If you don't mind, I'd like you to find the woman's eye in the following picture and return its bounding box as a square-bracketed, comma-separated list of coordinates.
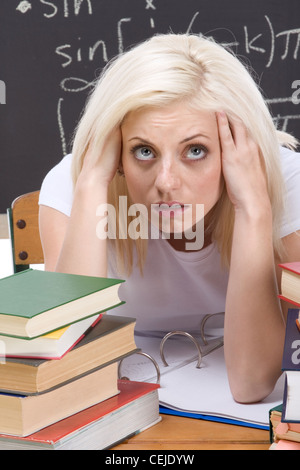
[186, 145, 207, 160]
[134, 147, 155, 160]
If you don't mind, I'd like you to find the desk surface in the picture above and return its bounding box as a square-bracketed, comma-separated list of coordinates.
[113, 414, 271, 450]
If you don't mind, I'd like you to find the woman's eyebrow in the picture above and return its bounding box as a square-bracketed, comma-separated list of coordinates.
[128, 133, 211, 144]
[128, 137, 153, 144]
[180, 133, 211, 143]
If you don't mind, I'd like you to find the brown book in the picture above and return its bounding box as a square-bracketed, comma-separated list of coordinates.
[0, 315, 138, 395]
[0, 363, 119, 437]
[0, 380, 161, 450]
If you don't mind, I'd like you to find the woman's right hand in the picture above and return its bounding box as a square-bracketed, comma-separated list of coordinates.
[42, 128, 122, 276]
[77, 126, 122, 190]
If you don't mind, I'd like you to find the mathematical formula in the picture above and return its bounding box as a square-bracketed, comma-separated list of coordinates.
[17, 0, 93, 17]
[15, 0, 300, 155]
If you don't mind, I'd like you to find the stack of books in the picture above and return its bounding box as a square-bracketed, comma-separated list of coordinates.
[0, 269, 160, 450]
[269, 262, 300, 450]
[269, 404, 300, 450]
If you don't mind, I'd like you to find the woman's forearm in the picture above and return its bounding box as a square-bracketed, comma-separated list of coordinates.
[55, 177, 109, 278]
[224, 206, 285, 403]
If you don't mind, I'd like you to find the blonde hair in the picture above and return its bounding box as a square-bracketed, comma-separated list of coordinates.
[71, 33, 297, 274]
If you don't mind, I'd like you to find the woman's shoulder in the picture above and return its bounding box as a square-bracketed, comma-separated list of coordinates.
[39, 154, 73, 217]
[44, 153, 73, 177]
[279, 145, 300, 175]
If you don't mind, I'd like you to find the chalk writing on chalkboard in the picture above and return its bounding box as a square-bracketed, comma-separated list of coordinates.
[11, 2, 300, 149]
[1, 0, 299, 213]
[16, 0, 93, 18]
[16, 1, 32, 14]
[51, 10, 300, 154]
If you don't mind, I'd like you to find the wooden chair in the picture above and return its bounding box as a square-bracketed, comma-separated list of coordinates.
[7, 191, 44, 273]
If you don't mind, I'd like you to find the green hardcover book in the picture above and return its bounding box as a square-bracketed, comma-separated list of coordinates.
[0, 269, 124, 339]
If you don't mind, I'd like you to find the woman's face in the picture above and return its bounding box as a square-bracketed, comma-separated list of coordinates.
[121, 101, 223, 245]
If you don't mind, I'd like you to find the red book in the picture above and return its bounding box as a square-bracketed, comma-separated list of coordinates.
[278, 262, 300, 307]
[279, 262, 300, 274]
[0, 380, 161, 450]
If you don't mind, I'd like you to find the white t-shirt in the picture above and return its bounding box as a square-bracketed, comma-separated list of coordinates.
[39, 147, 300, 333]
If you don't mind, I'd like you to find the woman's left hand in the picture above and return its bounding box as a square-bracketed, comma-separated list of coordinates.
[216, 112, 271, 216]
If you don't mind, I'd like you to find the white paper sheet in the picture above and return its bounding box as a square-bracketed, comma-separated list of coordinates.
[119, 332, 284, 428]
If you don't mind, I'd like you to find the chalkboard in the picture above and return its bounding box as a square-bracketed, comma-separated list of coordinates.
[1, 0, 300, 212]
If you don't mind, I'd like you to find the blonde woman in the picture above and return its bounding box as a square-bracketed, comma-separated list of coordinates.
[39, 34, 300, 403]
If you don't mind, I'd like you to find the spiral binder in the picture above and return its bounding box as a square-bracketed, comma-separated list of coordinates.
[118, 312, 224, 383]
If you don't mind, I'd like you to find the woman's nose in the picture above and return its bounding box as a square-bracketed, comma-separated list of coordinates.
[154, 161, 181, 194]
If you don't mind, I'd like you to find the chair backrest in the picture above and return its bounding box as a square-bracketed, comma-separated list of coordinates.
[7, 191, 44, 272]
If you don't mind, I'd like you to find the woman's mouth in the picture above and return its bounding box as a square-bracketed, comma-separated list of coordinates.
[152, 201, 188, 218]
